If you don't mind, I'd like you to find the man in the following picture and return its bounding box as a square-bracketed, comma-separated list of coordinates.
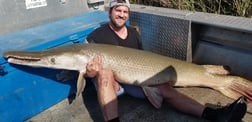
[85, 0, 247, 122]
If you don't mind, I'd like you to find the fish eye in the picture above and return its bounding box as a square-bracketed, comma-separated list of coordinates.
[50, 58, 55, 63]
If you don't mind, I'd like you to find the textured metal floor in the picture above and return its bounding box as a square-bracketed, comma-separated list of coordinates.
[26, 81, 252, 122]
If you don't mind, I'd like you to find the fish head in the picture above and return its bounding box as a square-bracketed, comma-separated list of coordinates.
[3, 46, 92, 72]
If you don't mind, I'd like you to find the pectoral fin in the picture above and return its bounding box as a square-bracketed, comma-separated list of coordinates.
[76, 71, 86, 96]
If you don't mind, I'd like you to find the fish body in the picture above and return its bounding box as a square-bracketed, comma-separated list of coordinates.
[3, 43, 252, 102]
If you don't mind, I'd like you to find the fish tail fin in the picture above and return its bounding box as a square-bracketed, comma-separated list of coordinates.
[216, 76, 252, 103]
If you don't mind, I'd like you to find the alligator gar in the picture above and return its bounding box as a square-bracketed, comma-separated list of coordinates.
[3, 43, 252, 103]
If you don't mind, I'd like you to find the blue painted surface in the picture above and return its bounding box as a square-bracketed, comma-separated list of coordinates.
[0, 10, 109, 122]
[0, 10, 109, 64]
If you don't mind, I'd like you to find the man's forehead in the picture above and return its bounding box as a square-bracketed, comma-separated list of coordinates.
[113, 5, 129, 11]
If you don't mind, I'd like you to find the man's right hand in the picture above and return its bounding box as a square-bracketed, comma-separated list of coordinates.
[86, 55, 103, 78]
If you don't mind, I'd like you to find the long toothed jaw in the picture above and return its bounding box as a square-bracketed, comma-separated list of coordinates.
[6, 55, 41, 64]
[8, 55, 40, 60]
[3, 54, 48, 68]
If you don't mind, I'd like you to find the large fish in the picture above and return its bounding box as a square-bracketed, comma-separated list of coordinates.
[3, 43, 252, 104]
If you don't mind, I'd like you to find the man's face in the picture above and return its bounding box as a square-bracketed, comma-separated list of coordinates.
[109, 5, 129, 28]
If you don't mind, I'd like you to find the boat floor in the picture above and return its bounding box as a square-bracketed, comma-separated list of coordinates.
[27, 83, 252, 122]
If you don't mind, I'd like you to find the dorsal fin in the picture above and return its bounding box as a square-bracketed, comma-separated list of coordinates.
[203, 65, 230, 75]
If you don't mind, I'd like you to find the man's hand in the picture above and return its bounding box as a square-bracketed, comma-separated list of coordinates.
[86, 55, 103, 78]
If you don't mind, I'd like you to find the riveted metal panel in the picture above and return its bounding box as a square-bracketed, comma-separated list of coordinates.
[186, 12, 252, 33]
[130, 11, 190, 61]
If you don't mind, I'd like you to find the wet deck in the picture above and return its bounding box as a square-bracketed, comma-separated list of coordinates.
[26, 82, 252, 122]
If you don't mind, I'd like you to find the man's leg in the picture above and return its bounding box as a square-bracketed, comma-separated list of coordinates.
[96, 69, 120, 122]
[154, 83, 204, 117]
[154, 83, 247, 122]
